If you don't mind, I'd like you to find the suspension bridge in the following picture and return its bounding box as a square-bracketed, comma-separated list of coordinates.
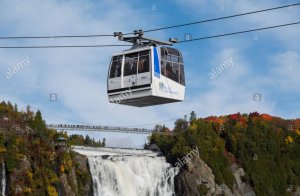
[46, 124, 155, 134]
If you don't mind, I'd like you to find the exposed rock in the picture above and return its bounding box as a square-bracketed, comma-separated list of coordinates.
[72, 153, 93, 196]
[292, 185, 300, 196]
[59, 173, 75, 196]
[52, 152, 93, 196]
[7, 155, 31, 195]
[231, 163, 255, 196]
[144, 143, 161, 152]
[175, 155, 255, 196]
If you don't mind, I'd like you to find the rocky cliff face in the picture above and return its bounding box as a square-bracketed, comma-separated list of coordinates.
[2, 152, 93, 196]
[174, 156, 255, 196]
[57, 152, 93, 196]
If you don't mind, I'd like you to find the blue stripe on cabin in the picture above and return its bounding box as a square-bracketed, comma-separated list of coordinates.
[154, 47, 160, 78]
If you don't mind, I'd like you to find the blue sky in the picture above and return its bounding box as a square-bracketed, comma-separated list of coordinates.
[0, 0, 300, 148]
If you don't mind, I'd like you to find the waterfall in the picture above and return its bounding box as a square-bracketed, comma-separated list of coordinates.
[74, 146, 178, 196]
[1, 162, 5, 196]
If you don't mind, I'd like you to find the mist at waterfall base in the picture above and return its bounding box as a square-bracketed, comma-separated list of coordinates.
[73, 147, 178, 196]
[1, 162, 6, 196]
[67, 131, 149, 148]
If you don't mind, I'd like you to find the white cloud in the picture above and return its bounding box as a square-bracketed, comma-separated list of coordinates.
[268, 51, 300, 91]
[162, 48, 275, 118]
[170, 0, 299, 119]
[175, 0, 300, 48]
[0, 0, 167, 148]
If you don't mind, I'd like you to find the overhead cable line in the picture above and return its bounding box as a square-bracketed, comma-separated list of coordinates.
[0, 2, 299, 40]
[0, 21, 299, 48]
[0, 44, 131, 49]
[0, 34, 114, 40]
[178, 21, 300, 43]
[142, 2, 300, 33]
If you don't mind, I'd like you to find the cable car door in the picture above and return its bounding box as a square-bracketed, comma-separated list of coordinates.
[108, 55, 123, 91]
[123, 53, 138, 88]
[137, 50, 151, 86]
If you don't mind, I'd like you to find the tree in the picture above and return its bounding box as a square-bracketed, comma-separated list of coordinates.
[174, 119, 188, 132]
[85, 135, 91, 145]
[102, 138, 106, 147]
[154, 124, 164, 132]
[32, 110, 47, 132]
[7, 101, 13, 111]
[14, 103, 18, 112]
[26, 105, 34, 120]
[189, 111, 197, 125]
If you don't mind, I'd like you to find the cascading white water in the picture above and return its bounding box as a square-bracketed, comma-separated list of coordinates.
[1, 162, 6, 196]
[73, 146, 178, 196]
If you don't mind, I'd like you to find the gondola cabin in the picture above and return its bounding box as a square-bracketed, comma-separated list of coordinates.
[107, 31, 185, 107]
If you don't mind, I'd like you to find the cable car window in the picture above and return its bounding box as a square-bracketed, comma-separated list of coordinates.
[170, 55, 179, 62]
[166, 47, 180, 56]
[138, 51, 150, 73]
[165, 62, 178, 82]
[179, 57, 183, 63]
[161, 48, 167, 60]
[139, 50, 149, 56]
[124, 53, 138, 76]
[125, 53, 138, 59]
[171, 63, 180, 83]
[180, 64, 185, 86]
[161, 60, 166, 76]
[109, 55, 122, 78]
[113, 56, 120, 61]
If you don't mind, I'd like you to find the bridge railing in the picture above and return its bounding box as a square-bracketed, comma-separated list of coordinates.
[46, 124, 154, 134]
[46, 124, 176, 135]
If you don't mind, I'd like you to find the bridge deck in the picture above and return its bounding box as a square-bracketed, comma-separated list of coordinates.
[46, 124, 154, 134]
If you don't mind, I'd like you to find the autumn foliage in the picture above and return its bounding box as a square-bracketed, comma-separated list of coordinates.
[151, 111, 300, 195]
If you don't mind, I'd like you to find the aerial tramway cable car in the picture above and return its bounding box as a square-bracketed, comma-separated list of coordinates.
[107, 30, 185, 107]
